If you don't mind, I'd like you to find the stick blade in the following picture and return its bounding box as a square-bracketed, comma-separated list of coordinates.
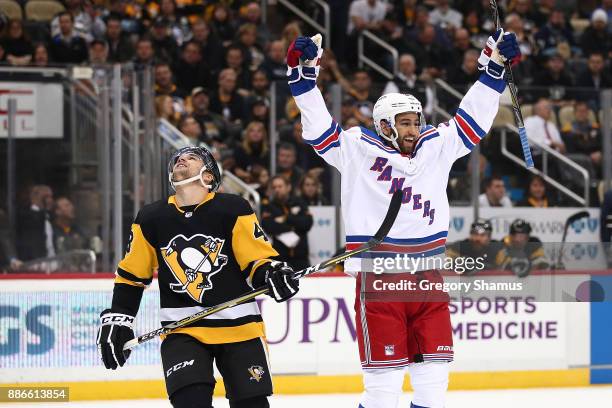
[372, 190, 402, 243]
[567, 211, 590, 224]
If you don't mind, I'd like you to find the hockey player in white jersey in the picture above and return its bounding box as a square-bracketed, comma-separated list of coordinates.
[286, 31, 521, 408]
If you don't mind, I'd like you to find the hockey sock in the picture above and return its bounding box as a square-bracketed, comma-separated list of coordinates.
[170, 382, 214, 408]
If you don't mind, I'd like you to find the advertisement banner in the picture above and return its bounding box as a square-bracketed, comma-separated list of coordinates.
[308, 206, 337, 265]
[0, 278, 590, 382]
[0, 82, 64, 138]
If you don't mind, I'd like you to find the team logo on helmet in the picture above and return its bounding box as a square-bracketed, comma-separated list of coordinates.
[162, 234, 228, 302]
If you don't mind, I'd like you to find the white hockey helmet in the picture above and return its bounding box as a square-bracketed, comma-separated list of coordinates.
[372, 93, 425, 151]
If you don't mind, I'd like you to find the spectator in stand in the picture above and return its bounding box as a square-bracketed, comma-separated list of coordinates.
[326, 65, 377, 127]
[261, 175, 313, 270]
[280, 22, 302, 51]
[450, 27, 477, 63]
[518, 174, 555, 207]
[1, 20, 33, 66]
[154, 63, 187, 109]
[178, 114, 206, 145]
[210, 68, 247, 125]
[524, 98, 566, 154]
[347, 0, 387, 36]
[32, 43, 49, 67]
[447, 49, 480, 88]
[580, 9, 611, 58]
[382, 54, 427, 108]
[479, 176, 513, 207]
[190, 19, 224, 72]
[534, 10, 576, 59]
[150, 17, 178, 63]
[379, 12, 405, 53]
[89, 39, 108, 64]
[210, 3, 237, 48]
[190, 87, 228, 146]
[446, 219, 499, 274]
[240, 2, 271, 48]
[233, 121, 269, 182]
[429, 0, 463, 31]
[104, 14, 134, 63]
[532, 53, 574, 103]
[251, 164, 270, 199]
[158, 0, 188, 46]
[261, 40, 288, 81]
[173, 40, 211, 93]
[299, 173, 329, 205]
[16, 185, 56, 261]
[246, 69, 271, 107]
[575, 52, 612, 109]
[236, 23, 265, 70]
[50, 0, 105, 42]
[248, 98, 269, 124]
[52, 197, 88, 254]
[404, 23, 449, 78]
[277, 142, 304, 190]
[561, 101, 602, 173]
[508, 0, 540, 33]
[50, 12, 89, 64]
[132, 37, 155, 69]
[503, 12, 537, 84]
[155, 94, 180, 127]
[405, 6, 452, 49]
[225, 45, 252, 95]
[280, 119, 327, 172]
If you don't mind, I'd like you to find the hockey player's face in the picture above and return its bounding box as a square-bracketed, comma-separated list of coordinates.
[173, 153, 204, 180]
[394, 112, 421, 154]
[469, 232, 490, 248]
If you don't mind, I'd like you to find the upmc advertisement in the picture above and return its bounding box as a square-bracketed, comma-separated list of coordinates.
[1, 276, 611, 385]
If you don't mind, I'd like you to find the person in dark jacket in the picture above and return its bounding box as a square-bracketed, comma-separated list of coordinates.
[104, 14, 134, 63]
[16, 185, 56, 261]
[446, 219, 499, 275]
[49, 12, 88, 64]
[261, 175, 313, 270]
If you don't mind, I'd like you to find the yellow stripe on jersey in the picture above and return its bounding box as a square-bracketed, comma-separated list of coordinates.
[167, 193, 215, 213]
[232, 213, 278, 271]
[166, 322, 266, 344]
[116, 224, 157, 286]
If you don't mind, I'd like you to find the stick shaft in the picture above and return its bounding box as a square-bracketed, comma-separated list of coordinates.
[489, 0, 534, 168]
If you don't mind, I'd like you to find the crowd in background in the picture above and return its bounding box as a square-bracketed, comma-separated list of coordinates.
[0, 0, 611, 269]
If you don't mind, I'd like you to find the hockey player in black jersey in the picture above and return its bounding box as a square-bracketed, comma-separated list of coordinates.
[96, 146, 299, 408]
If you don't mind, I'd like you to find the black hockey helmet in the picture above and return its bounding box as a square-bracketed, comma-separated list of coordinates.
[509, 219, 532, 235]
[470, 218, 492, 235]
[167, 146, 222, 192]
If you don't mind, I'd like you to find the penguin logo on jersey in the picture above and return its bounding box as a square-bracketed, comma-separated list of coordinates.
[248, 365, 265, 382]
[162, 234, 228, 303]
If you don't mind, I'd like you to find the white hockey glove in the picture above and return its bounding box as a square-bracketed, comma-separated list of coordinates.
[286, 34, 323, 90]
[478, 29, 521, 79]
[96, 309, 135, 369]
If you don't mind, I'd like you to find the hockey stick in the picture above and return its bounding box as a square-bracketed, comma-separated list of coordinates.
[489, 0, 534, 169]
[554, 210, 590, 269]
[123, 190, 403, 351]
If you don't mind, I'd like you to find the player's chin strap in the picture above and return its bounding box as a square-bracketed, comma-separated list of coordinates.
[169, 167, 213, 191]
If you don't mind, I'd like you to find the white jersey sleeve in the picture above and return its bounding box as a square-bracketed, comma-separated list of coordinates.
[291, 84, 364, 171]
[412, 73, 505, 167]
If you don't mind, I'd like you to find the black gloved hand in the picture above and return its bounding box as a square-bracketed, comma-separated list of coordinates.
[96, 309, 135, 369]
[264, 261, 299, 302]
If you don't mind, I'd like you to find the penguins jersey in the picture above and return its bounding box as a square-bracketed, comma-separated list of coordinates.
[114, 192, 278, 344]
[291, 72, 506, 273]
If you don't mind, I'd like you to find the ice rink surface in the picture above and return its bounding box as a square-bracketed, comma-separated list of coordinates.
[3, 387, 612, 408]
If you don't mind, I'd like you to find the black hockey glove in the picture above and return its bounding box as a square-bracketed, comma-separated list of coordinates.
[96, 309, 135, 369]
[255, 261, 299, 303]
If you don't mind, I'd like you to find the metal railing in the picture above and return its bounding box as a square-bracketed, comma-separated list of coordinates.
[267, 0, 331, 49]
[357, 30, 398, 80]
[434, 78, 592, 206]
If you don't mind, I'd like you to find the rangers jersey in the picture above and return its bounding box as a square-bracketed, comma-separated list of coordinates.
[114, 192, 278, 344]
[291, 73, 506, 273]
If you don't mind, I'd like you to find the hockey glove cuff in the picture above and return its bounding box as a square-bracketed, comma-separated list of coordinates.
[96, 309, 135, 370]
